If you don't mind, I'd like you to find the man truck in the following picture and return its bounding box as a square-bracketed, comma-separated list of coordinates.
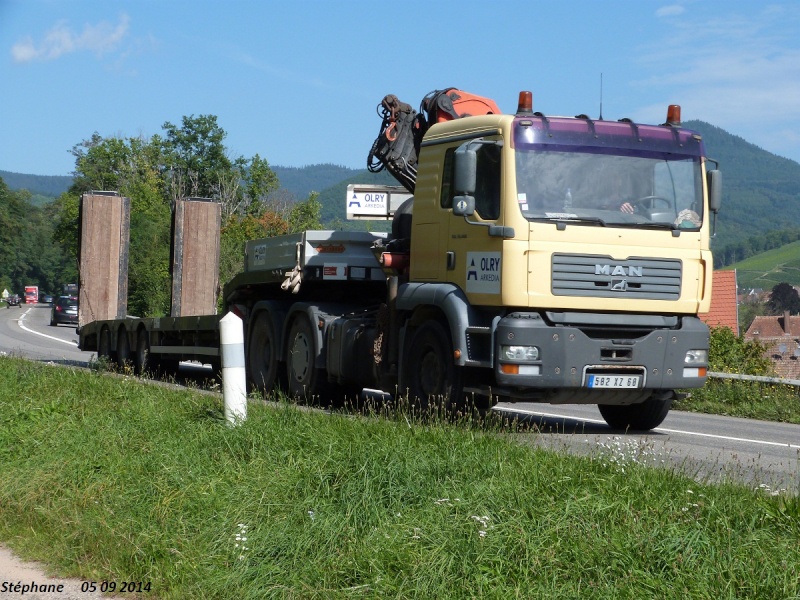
[78, 88, 720, 431]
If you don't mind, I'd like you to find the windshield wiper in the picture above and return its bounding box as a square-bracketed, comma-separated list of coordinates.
[551, 216, 608, 227]
[613, 221, 683, 230]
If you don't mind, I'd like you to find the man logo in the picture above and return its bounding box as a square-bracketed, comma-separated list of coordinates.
[611, 279, 629, 292]
[595, 264, 643, 277]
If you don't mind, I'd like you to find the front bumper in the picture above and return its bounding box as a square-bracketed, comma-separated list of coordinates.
[494, 312, 709, 392]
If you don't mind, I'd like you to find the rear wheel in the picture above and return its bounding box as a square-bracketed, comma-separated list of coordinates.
[98, 326, 115, 367]
[134, 328, 150, 376]
[598, 392, 673, 431]
[285, 314, 328, 401]
[116, 328, 131, 370]
[248, 312, 282, 395]
[403, 320, 464, 417]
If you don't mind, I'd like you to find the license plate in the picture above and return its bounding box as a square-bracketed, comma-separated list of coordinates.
[587, 375, 640, 389]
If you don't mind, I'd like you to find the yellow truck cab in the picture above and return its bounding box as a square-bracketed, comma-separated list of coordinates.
[393, 94, 721, 429]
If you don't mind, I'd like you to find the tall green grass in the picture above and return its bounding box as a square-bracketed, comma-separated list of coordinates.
[1, 357, 798, 599]
[677, 378, 800, 423]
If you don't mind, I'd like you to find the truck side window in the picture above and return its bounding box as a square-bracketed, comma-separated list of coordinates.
[440, 142, 501, 220]
[474, 144, 501, 220]
[440, 148, 456, 209]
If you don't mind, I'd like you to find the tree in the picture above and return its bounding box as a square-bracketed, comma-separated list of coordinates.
[53, 114, 284, 316]
[288, 192, 323, 233]
[161, 115, 232, 201]
[767, 282, 800, 315]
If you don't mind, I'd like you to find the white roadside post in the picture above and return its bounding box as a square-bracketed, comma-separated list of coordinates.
[220, 311, 247, 424]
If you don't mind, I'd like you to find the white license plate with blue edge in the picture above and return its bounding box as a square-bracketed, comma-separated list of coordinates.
[587, 375, 640, 389]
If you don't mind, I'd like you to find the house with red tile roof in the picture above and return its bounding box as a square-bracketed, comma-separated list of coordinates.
[700, 270, 739, 335]
[744, 311, 800, 379]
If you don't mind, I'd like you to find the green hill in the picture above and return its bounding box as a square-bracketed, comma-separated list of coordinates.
[683, 121, 800, 253]
[725, 240, 800, 290]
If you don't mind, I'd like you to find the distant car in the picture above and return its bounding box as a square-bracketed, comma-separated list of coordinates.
[50, 296, 78, 326]
[42, 294, 54, 304]
[6, 294, 21, 308]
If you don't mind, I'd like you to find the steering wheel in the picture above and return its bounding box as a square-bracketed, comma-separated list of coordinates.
[630, 195, 673, 211]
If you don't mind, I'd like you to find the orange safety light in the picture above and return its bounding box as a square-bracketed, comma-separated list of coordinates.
[517, 91, 534, 115]
[500, 363, 519, 375]
[666, 104, 681, 125]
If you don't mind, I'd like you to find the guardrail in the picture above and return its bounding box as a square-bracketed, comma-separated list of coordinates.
[708, 371, 800, 387]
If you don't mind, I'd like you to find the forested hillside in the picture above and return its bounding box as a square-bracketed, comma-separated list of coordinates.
[0, 179, 75, 296]
[683, 121, 800, 257]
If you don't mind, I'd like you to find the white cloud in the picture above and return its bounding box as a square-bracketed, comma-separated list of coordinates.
[11, 14, 130, 63]
[656, 5, 685, 18]
[632, 4, 800, 162]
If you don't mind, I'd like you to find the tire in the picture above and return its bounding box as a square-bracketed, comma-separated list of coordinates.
[402, 320, 464, 417]
[134, 328, 150, 376]
[248, 312, 282, 395]
[98, 326, 115, 366]
[598, 392, 673, 431]
[285, 314, 327, 401]
[116, 328, 131, 370]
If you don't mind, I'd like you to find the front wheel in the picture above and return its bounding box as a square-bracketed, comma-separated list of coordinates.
[402, 320, 464, 417]
[598, 392, 673, 431]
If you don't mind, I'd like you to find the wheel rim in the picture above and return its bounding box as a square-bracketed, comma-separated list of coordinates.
[419, 345, 445, 397]
[135, 330, 149, 375]
[249, 316, 278, 391]
[99, 328, 111, 358]
[290, 331, 311, 383]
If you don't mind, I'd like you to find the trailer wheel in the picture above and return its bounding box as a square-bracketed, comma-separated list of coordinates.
[286, 314, 327, 401]
[134, 328, 150, 376]
[116, 328, 131, 370]
[98, 326, 115, 367]
[403, 320, 463, 417]
[248, 313, 282, 395]
[598, 392, 673, 431]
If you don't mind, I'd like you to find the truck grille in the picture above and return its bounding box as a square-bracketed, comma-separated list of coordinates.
[551, 254, 682, 300]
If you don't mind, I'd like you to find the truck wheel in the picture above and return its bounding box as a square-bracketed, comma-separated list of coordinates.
[134, 328, 150, 376]
[598, 392, 673, 431]
[403, 320, 463, 417]
[286, 314, 327, 401]
[248, 313, 282, 395]
[116, 329, 131, 370]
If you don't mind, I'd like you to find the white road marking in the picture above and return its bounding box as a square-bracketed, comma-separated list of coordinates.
[496, 407, 800, 450]
[17, 307, 78, 346]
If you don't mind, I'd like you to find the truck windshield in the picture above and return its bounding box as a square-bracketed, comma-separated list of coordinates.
[515, 148, 703, 229]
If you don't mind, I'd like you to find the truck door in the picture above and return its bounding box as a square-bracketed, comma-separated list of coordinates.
[442, 141, 505, 304]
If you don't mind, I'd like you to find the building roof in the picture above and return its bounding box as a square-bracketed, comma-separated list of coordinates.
[700, 270, 739, 335]
[744, 313, 800, 379]
[745, 313, 800, 338]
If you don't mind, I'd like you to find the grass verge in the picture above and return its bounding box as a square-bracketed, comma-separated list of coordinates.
[1, 356, 799, 599]
[676, 378, 800, 424]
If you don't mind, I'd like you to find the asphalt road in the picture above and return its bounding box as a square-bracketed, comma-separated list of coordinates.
[3, 304, 799, 493]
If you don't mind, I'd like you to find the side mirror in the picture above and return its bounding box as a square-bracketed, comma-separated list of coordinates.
[452, 195, 475, 217]
[454, 143, 477, 195]
[707, 169, 722, 213]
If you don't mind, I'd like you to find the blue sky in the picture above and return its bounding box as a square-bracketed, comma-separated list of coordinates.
[2, 0, 800, 177]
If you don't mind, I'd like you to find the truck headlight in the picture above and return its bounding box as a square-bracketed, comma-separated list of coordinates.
[684, 349, 708, 365]
[501, 345, 540, 361]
